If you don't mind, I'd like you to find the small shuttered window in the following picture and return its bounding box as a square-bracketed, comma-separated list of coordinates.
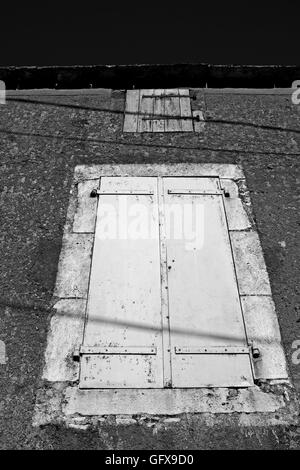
[123, 89, 202, 132]
[79, 176, 254, 389]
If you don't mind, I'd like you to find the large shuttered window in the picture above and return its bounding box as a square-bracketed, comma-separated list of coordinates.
[79, 176, 254, 389]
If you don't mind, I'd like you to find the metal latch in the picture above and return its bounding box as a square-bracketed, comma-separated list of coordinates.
[73, 347, 81, 362]
[193, 114, 201, 122]
[90, 189, 98, 198]
[221, 188, 230, 198]
[250, 343, 261, 359]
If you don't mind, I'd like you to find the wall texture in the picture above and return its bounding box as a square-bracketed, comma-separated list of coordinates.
[0, 87, 299, 449]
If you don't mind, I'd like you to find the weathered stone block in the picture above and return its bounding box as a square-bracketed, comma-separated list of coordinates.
[230, 231, 272, 295]
[241, 296, 288, 380]
[54, 233, 93, 298]
[221, 179, 252, 230]
[63, 386, 285, 416]
[73, 179, 98, 233]
[42, 299, 87, 382]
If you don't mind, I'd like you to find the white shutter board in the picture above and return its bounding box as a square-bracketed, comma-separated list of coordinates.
[80, 354, 161, 389]
[80, 176, 163, 389]
[163, 177, 253, 388]
[172, 355, 252, 388]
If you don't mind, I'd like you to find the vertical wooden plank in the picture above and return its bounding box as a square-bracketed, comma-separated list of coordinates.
[164, 89, 182, 132]
[138, 89, 154, 132]
[123, 90, 140, 132]
[152, 89, 165, 132]
[179, 89, 193, 132]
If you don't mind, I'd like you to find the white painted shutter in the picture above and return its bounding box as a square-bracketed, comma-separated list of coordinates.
[163, 177, 253, 387]
[79, 177, 163, 388]
[80, 176, 253, 389]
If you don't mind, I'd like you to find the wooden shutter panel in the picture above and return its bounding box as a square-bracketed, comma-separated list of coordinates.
[79, 177, 163, 388]
[163, 177, 253, 387]
[123, 89, 194, 132]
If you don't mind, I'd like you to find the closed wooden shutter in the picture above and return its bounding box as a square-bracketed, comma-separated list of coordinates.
[79, 176, 253, 388]
[123, 89, 194, 132]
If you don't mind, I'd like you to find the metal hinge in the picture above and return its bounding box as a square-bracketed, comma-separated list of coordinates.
[167, 188, 230, 197]
[142, 94, 189, 99]
[174, 345, 261, 356]
[167, 189, 224, 196]
[74, 346, 157, 359]
[90, 189, 153, 197]
[174, 346, 249, 355]
[141, 115, 197, 122]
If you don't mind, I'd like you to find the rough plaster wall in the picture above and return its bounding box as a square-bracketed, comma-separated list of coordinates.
[0, 89, 299, 449]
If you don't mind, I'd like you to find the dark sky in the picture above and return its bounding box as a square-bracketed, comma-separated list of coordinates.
[1, 2, 299, 66]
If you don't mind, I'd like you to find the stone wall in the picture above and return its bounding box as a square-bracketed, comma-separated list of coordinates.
[0, 87, 299, 449]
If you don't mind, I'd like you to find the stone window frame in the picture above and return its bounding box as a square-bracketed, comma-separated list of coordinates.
[34, 163, 292, 427]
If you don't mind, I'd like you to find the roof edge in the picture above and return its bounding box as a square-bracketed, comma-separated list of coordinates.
[0, 64, 299, 89]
